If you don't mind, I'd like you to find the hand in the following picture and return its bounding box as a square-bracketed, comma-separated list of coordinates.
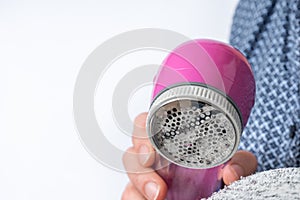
[122, 112, 167, 200]
[122, 113, 258, 200]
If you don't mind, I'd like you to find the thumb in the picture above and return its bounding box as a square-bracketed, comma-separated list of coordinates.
[222, 150, 257, 185]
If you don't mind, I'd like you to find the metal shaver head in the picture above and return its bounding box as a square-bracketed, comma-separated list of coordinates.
[147, 39, 255, 169]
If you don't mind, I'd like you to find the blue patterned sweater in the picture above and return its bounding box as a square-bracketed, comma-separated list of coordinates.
[230, 0, 300, 171]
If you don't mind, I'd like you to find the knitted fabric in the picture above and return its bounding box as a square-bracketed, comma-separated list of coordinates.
[230, 0, 300, 171]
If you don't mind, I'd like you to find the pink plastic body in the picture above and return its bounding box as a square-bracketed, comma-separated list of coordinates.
[152, 39, 255, 127]
[155, 156, 224, 199]
[151, 39, 255, 199]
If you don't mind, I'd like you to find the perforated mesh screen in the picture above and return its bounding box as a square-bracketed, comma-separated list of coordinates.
[149, 99, 237, 168]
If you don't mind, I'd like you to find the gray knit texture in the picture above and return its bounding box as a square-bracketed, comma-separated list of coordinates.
[207, 168, 300, 200]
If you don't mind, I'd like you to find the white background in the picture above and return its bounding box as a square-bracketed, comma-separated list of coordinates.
[0, 0, 238, 199]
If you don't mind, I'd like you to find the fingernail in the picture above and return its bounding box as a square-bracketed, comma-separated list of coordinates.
[230, 164, 244, 180]
[138, 145, 150, 165]
[145, 182, 159, 200]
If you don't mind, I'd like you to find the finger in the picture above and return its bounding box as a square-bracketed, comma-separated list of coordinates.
[123, 147, 167, 200]
[121, 183, 146, 200]
[132, 113, 156, 167]
[223, 150, 257, 185]
[132, 112, 150, 146]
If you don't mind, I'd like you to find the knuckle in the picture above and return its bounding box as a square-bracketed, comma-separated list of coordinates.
[122, 147, 135, 167]
[121, 183, 144, 200]
[121, 188, 131, 200]
[134, 113, 148, 129]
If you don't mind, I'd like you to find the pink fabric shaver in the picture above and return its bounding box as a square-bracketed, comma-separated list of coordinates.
[146, 39, 255, 199]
